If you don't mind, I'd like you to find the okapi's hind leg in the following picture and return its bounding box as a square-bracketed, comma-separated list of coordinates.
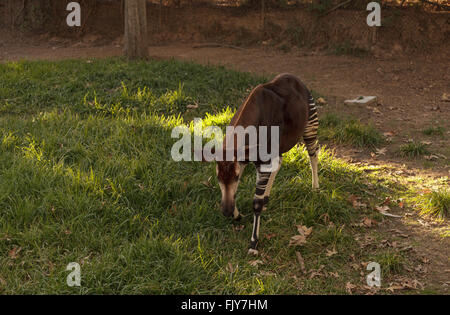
[304, 92, 320, 190]
[309, 150, 319, 189]
[249, 156, 282, 255]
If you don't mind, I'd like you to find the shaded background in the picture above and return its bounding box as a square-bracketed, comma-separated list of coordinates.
[1, 0, 449, 54]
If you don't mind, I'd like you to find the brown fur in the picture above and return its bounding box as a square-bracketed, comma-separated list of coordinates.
[221, 73, 310, 165]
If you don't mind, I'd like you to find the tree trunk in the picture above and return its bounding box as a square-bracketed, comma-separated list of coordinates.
[124, 0, 148, 60]
[260, 0, 265, 32]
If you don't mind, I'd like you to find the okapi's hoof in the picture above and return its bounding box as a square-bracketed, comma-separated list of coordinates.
[248, 240, 259, 255]
[234, 213, 242, 221]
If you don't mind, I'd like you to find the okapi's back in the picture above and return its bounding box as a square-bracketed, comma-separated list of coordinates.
[263, 73, 311, 103]
[262, 74, 313, 154]
[230, 73, 318, 156]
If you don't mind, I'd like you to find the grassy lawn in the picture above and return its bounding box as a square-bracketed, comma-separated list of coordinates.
[0, 58, 444, 294]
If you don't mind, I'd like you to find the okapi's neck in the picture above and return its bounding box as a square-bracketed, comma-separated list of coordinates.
[222, 86, 262, 158]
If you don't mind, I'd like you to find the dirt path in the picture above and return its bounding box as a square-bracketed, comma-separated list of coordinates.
[1, 38, 449, 293]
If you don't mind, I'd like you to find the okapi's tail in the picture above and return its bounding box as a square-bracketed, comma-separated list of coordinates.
[303, 91, 319, 157]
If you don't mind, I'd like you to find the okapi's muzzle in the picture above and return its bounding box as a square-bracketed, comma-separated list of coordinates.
[220, 199, 235, 218]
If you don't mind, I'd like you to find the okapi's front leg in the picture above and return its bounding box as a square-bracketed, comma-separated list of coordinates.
[233, 162, 247, 221]
[249, 157, 282, 255]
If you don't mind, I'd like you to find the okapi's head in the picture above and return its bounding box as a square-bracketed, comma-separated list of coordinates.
[194, 139, 254, 219]
[216, 160, 244, 218]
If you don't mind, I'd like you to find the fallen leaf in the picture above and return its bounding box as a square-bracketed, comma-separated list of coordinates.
[375, 148, 387, 155]
[316, 97, 326, 105]
[372, 107, 383, 115]
[442, 93, 450, 102]
[375, 147, 387, 155]
[386, 285, 405, 293]
[362, 217, 376, 227]
[296, 225, 313, 237]
[226, 262, 235, 273]
[383, 131, 395, 137]
[424, 154, 439, 160]
[414, 265, 427, 273]
[329, 272, 339, 278]
[259, 271, 276, 277]
[295, 251, 306, 273]
[421, 257, 430, 264]
[309, 271, 322, 279]
[320, 213, 330, 225]
[265, 233, 277, 240]
[309, 265, 325, 279]
[8, 247, 21, 259]
[348, 195, 366, 209]
[346, 282, 357, 294]
[249, 260, 264, 267]
[326, 248, 338, 257]
[289, 234, 307, 247]
[376, 205, 390, 212]
[348, 194, 358, 206]
[350, 263, 360, 270]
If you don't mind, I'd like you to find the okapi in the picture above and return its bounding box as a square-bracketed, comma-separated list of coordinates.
[204, 73, 319, 255]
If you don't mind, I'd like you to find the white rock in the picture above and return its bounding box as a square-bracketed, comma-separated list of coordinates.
[344, 96, 378, 106]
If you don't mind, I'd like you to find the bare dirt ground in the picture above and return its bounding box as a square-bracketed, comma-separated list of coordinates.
[1, 34, 449, 293]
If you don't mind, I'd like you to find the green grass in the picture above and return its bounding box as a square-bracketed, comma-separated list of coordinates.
[0, 58, 433, 294]
[319, 113, 384, 148]
[422, 126, 445, 137]
[412, 189, 450, 219]
[398, 142, 429, 158]
[373, 251, 404, 276]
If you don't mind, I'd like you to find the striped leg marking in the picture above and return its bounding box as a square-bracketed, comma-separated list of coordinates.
[310, 150, 319, 189]
[304, 91, 319, 189]
[249, 157, 282, 255]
